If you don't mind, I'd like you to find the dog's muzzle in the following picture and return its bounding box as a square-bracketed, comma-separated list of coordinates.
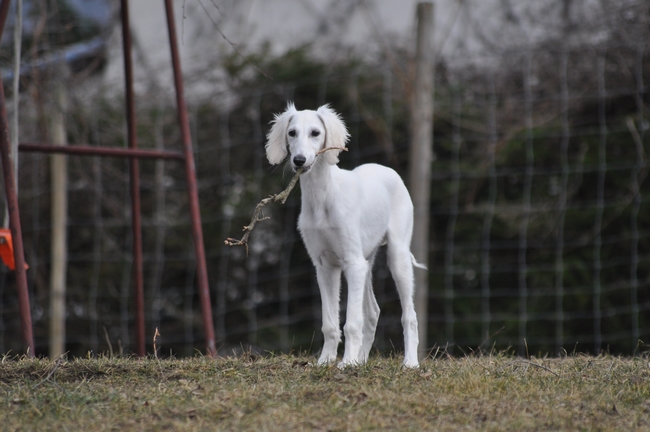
[293, 155, 306, 167]
[292, 155, 312, 172]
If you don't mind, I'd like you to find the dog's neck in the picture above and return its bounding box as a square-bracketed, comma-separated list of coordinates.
[299, 157, 337, 208]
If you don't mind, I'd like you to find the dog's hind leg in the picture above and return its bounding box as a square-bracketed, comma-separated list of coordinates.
[387, 240, 419, 368]
[387, 244, 419, 367]
[316, 263, 342, 365]
[386, 187, 421, 368]
[361, 250, 380, 362]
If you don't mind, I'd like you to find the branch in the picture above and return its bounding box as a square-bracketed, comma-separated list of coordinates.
[315, 146, 348, 157]
[508, 359, 560, 377]
[197, 0, 273, 80]
[225, 167, 303, 254]
[32, 357, 64, 390]
[224, 146, 347, 254]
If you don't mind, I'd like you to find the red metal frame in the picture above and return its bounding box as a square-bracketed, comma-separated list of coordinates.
[0, 0, 33, 357]
[164, 0, 216, 357]
[0, 0, 216, 358]
[120, 0, 146, 358]
[19, 143, 185, 160]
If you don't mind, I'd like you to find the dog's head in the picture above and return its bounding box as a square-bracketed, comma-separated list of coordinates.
[265, 102, 350, 172]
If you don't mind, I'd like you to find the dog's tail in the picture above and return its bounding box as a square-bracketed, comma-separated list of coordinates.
[411, 253, 428, 270]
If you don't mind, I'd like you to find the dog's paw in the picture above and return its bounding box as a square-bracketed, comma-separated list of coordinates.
[403, 358, 420, 368]
[337, 358, 364, 369]
[317, 356, 336, 366]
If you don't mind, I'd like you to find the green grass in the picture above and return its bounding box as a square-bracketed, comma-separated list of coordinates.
[1, 352, 649, 431]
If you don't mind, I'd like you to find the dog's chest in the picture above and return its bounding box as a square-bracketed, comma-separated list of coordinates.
[298, 197, 341, 228]
[297, 205, 347, 265]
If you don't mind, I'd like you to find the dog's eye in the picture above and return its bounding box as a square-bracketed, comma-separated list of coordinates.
[310, 130, 320, 137]
[288, 130, 296, 137]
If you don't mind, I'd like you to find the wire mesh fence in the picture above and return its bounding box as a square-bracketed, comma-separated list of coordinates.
[433, 41, 650, 356]
[1, 9, 650, 358]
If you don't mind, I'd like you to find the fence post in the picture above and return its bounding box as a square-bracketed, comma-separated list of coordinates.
[409, 2, 434, 360]
[49, 68, 69, 358]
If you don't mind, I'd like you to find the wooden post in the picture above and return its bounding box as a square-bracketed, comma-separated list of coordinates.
[49, 71, 68, 358]
[408, 2, 434, 360]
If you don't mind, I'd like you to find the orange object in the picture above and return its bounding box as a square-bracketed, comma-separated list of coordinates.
[0, 228, 27, 271]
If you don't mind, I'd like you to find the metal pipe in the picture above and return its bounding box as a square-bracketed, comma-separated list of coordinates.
[19, 143, 185, 161]
[120, 0, 145, 357]
[0, 0, 35, 357]
[164, 0, 216, 357]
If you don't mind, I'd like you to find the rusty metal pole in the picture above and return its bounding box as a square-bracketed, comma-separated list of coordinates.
[120, 0, 145, 357]
[19, 143, 185, 160]
[0, 0, 35, 357]
[164, 0, 216, 357]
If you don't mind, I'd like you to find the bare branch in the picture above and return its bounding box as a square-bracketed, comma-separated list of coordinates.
[32, 357, 65, 390]
[197, 0, 273, 80]
[508, 359, 560, 377]
[225, 168, 304, 254]
[316, 146, 348, 156]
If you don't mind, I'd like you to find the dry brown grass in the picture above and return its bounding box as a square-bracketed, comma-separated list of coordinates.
[1, 352, 649, 431]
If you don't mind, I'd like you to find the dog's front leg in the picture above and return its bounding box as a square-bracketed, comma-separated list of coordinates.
[339, 257, 368, 368]
[316, 264, 342, 365]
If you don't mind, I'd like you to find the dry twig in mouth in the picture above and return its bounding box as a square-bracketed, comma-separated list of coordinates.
[316, 146, 348, 156]
[224, 146, 347, 254]
[224, 167, 303, 254]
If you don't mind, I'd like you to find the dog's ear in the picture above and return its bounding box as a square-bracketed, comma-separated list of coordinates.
[265, 102, 297, 165]
[316, 104, 350, 165]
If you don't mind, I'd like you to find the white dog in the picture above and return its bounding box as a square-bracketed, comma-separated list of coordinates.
[265, 103, 425, 368]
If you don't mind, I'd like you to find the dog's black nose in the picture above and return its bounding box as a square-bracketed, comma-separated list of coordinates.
[293, 155, 306, 167]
